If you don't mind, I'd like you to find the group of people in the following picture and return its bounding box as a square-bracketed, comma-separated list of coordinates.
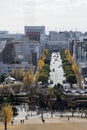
[20, 119, 24, 124]
[11, 119, 25, 125]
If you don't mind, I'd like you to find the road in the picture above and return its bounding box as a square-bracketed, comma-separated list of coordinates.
[49, 52, 66, 87]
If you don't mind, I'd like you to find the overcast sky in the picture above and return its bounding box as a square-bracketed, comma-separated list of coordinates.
[0, 0, 87, 33]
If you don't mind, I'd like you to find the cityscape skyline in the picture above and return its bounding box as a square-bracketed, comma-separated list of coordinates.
[1, 0, 87, 33]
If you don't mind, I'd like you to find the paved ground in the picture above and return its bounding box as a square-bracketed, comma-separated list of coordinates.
[0, 116, 87, 130]
[49, 52, 65, 87]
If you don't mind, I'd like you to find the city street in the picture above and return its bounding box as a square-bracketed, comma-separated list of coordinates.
[13, 52, 87, 122]
[49, 52, 66, 87]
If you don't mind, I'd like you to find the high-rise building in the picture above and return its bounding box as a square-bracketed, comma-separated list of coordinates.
[23, 26, 46, 65]
[1, 41, 15, 64]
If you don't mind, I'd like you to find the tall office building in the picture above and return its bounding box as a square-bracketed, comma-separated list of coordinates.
[22, 26, 45, 65]
[1, 41, 15, 64]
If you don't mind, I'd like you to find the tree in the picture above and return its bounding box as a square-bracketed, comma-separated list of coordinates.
[38, 73, 49, 84]
[23, 70, 34, 88]
[10, 69, 19, 80]
[19, 68, 25, 81]
[43, 49, 48, 57]
[65, 48, 73, 63]
[72, 63, 79, 74]
[72, 63, 82, 88]
[11, 83, 21, 94]
[44, 58, 50, 65]
[66, 74, 77, 87]
[62, 49, 82, 88]
[2, 104, 13, 130]
[41, 49, 49, 61]
[37, 59, 44, 70]
[48, 87, 55, 99]
[0, 74, 6, 83]
[42, 64, 50, 72]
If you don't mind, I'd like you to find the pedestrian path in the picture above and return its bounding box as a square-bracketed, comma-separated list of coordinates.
[49, 52, 65, 87]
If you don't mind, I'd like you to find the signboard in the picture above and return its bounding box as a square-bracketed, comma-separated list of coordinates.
[26, 32, 40, 41]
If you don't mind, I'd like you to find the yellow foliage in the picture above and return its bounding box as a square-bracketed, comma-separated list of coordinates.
[33, 73, 37, 83]
[41, 53, 45, 61]
[65, 48, 69, 55]
[11, 69, 19, 79]
[44, 49, 48, 55]
[65, 49, 82, 88]
[37, 59, 44, 70]
[67, 55, 73, 63]
[2, 104, 13, 124]
[23, 70, 34, 87]
[11, 68, 26, 81]
[65, 48, 73, 63]
[72, 63, 79, 74]
[65, 49, 79, 75]
[33, 72, 39, 83]
[19, 68, 25, 80]
[40, 49, 48, 61]
[19, 68, 25, 77]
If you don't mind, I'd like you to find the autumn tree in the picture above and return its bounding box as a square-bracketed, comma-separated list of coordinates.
[33, 71, 39, 84]
[23, 70, 34, 88]
[10, 68, 25, 81]
[43, 49, 48, 57]
[10, 69, 19, 80]
[37, 59, 44, 71]
[72, 63, 79, 74]
[63, 49, 82, 88]
[72, 63, 82, 88]
[19, 68, 25, 81]
[65, 48, 73, 63]
[1, 104, 13, 130]
[60, 49, 77, 88]
[41, 49, 48, 61]
[11, 83, 21, 94]
[35, 49, 51, 87]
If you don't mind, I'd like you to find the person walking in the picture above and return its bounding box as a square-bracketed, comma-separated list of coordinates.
[22, 120, 24, 124]
[41, 118, 45, 123]
[11, 120, 14, 125]
[68, 116, 70, 121]
[20, 120, 22, 124]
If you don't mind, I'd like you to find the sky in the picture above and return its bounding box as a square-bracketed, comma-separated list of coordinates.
[0, 0, 87, 33]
